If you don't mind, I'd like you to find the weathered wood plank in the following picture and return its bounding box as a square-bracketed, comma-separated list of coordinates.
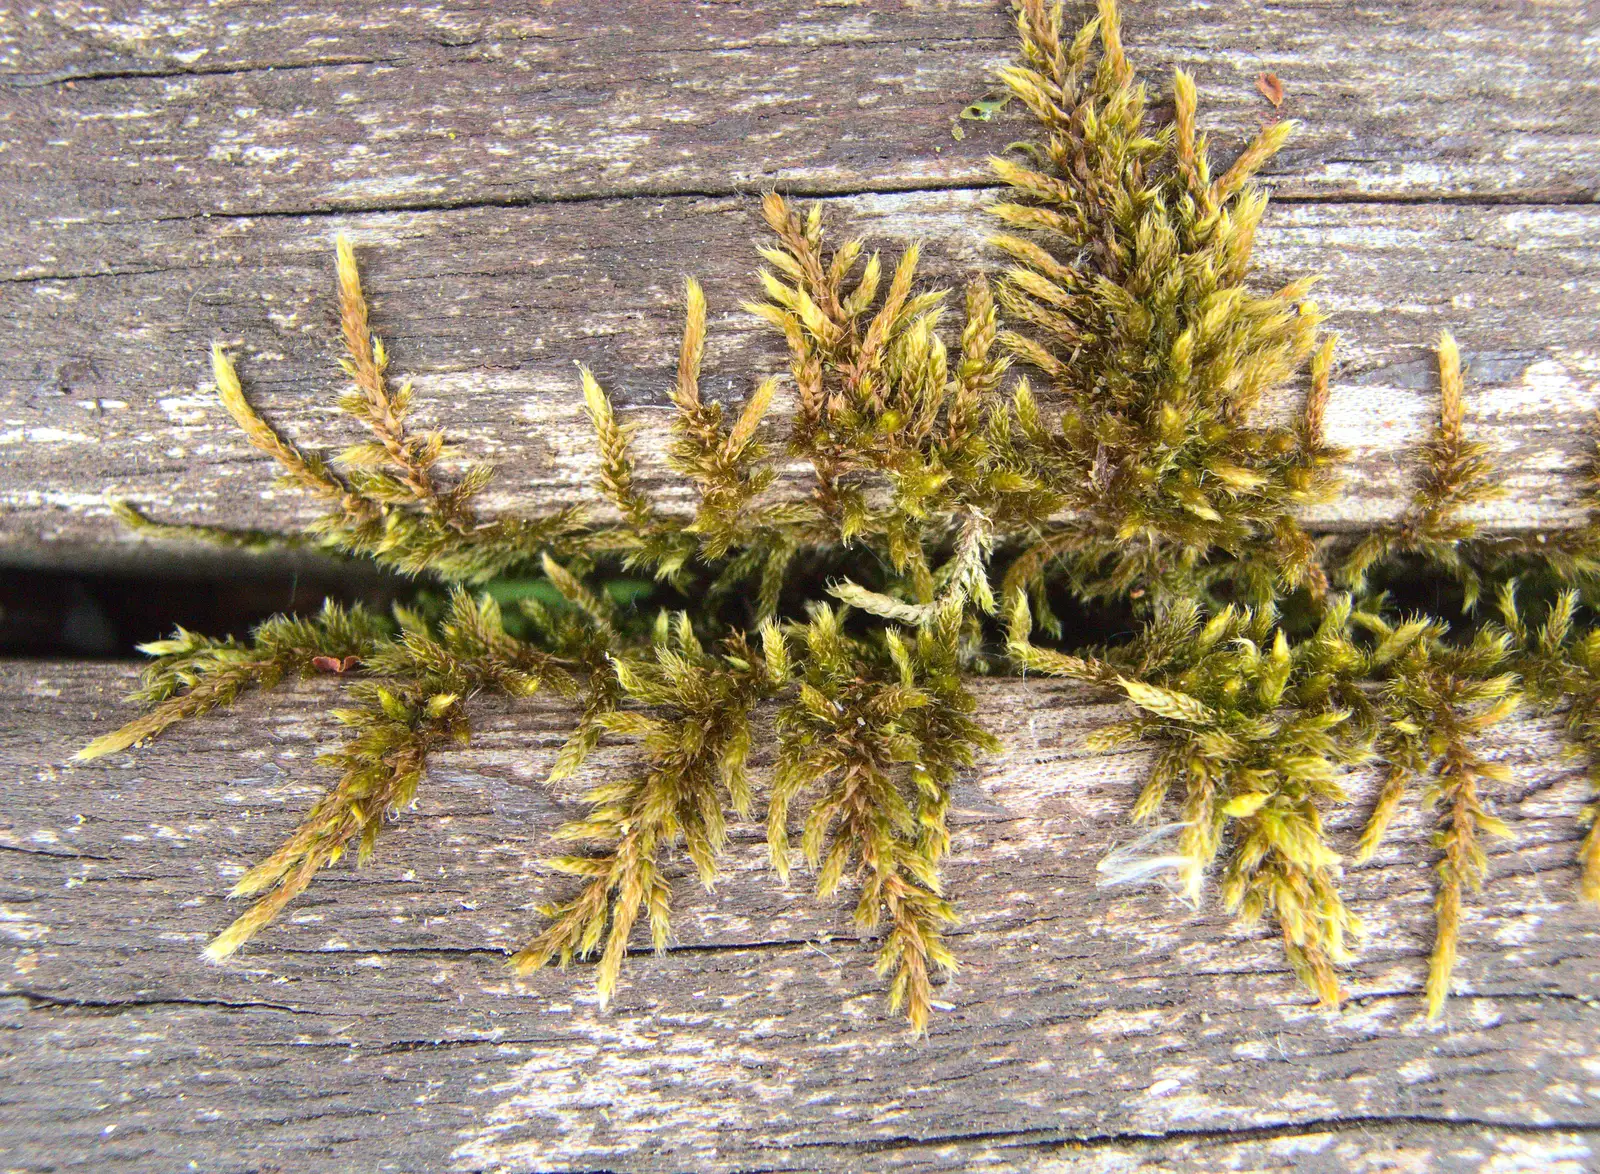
[2, 0, 1596, 234]
[2, 192, 1597, 554]
[2, 2, 1597, 1169]
[2, 0, 1596, 560]
[3, 660, 1596, 1172]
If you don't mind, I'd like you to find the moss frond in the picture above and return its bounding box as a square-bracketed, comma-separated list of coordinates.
[108, 499, 313, 554]
[770, 602, 993, 1031]
[991, 0, 1339, 613]
[1012, 591, 1371, 1004]
[1340, 332, 1503, 604]
[512, 621, 782, 1004]
[158, 248, 588, 585]
[1360, 618, 1518, 1018]
[1498, 585, 1600, 906]
[204, 588, 573, 961]
[75, 601, 390, 763]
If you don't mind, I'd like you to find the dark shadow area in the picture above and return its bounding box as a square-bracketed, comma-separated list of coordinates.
[0, 561, 411, 659]
[1359, 552, 1474, 622]
[0, 541, 1509, 661]
[0, 541, 1149, 662]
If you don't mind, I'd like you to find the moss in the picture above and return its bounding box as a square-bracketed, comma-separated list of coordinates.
[80, 0, 1597, 1031]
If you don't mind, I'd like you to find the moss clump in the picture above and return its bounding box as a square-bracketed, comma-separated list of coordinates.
[992, 0, 1339, 613]
[82, 0, 1597, 1031]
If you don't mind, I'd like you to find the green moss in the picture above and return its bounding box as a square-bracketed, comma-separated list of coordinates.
[81, 0, 1598, 1031]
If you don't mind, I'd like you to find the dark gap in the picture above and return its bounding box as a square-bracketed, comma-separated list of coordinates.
[1039, 577, 1141, 647]
[0, 543, 1538, 660]
[0, 561, 411, 659]
[1361, 553, 1473, 623]
[0, 544, 1091, 659]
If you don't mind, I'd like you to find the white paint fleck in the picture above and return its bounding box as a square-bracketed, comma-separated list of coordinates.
[0, 427, 94, 445]
[452, 1023, 798, 1170]
[1482, 1134, 1593, 1174]
[1398, 1057, 1434, 1083]
[1468, 998, 1504, 1028]
[1086, 1006, 1175, 1036]
[0, 906, 49, 942]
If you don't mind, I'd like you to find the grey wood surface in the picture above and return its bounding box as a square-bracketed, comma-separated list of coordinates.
[3, 2, 1600, 1171]
[1, 0, 1597, 555]
[3, 660, 1597, 1172]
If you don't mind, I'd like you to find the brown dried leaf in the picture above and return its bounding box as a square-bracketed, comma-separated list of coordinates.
[1256, 71, 1285, 108]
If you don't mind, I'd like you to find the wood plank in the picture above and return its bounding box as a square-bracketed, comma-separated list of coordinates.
[1, 191, 1595, 553]
[3, 660, 1596, 1171]
[2, 0, 1595, 240]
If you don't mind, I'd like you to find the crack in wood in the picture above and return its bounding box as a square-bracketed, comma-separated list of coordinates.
[46, 184, 1589, 238]
[817, 1114, 1600, 1158]
[3, 987, 309, 1016]
[1, 56, 402, 88]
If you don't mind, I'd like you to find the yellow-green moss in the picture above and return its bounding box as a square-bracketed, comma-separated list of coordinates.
[81, 0, 1600, 1031]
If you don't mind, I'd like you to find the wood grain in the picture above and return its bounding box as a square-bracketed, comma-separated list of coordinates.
[2, 4, 1599, 1168]
[2, 192, 1597, 553]
[3, 660, 1596, 1172]
[0, 0, 1597, 559]
[2, 0, 1595, 221]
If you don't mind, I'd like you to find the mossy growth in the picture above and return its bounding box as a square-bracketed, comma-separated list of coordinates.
[82, 0, 1598, 1032]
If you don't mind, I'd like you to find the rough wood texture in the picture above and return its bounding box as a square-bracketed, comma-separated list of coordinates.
[3, 194, 1598, 549]
[1, 0, 1597, 557]
[2, 660, 1597, 1172]
[4, 4, 1600, 1170]
[3, 0, 1596, 214]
